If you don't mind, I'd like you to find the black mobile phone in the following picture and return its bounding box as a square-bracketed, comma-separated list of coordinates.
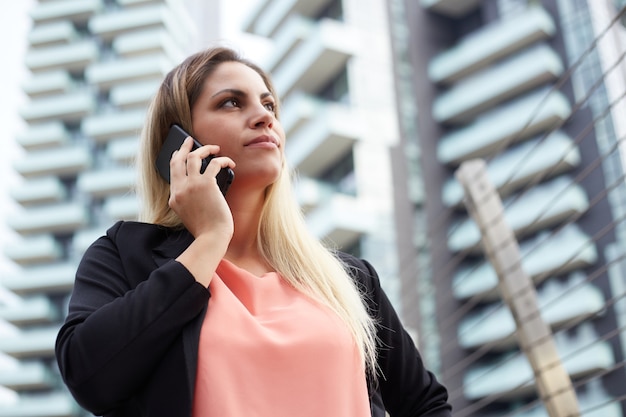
[155, 124, 234, 196]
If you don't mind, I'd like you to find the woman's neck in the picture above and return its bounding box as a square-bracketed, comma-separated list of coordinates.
[224, 186, 266, 262]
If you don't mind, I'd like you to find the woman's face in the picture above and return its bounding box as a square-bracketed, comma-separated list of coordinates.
[191, 61, 285, 191]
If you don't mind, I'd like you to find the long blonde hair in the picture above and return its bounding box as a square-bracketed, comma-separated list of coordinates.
[136, 47, 377, 373]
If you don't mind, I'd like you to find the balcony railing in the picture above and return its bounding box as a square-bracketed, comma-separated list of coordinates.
[19, 91, 96, 124]
[81, 110, 146, 142]
[3, 235, 63, 266]
[442, 131, 581, 207]
[15, 121, 70, 150]
[10, 177, 66, 206]
[13, 146, 91, 178]
[30, 0, 103, 25]
[437, 88, 572, 166]
[452, 224, 598, 300]
[244, 0, 332, 37]
[448, 176, 589, 253]
[272, 18, 358, 97]
[7, 203, 89, 236]
[429, 7, 555, 84]
[22, 71, 75, 99]
[25, 39, 99, 74]
[28, 21, 78, 48]
[433, 45, 563, 124]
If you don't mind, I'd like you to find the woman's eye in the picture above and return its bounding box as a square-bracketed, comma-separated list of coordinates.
[264, 102, 276, 113]
[222, 98, 240, 108]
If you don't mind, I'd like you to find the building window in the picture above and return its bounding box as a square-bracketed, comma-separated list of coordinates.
[315, 66, 349, 104]
[318, 149, 356, 196]
[314, 0, 344, 21]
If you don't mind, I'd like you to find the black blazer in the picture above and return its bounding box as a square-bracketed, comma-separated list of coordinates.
[56, 221, 451, 417]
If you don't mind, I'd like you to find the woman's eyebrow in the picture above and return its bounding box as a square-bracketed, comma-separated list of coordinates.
[211, 88, 245, 98]
[211, 89, 274, 99]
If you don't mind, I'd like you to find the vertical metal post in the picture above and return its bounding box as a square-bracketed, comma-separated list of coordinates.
[455, 159, 580, 417]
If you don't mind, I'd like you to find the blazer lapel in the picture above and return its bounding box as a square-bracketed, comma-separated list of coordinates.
[150, 227, 207, 402]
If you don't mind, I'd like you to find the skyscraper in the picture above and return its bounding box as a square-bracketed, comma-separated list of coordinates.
[242, 0, 403, 301]
[389, 0, 626, 415]
[0, 1, 199, 415]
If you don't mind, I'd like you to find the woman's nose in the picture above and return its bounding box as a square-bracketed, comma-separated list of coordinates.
[250, 104, 274, 128]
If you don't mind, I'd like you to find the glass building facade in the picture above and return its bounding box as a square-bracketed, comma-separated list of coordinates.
[389, 0, 626, 415]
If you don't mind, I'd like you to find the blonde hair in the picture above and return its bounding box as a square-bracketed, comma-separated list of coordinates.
[136, 47, 377, 373]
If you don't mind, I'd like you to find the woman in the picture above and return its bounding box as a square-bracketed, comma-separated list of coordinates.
[55, 46, 452, 417]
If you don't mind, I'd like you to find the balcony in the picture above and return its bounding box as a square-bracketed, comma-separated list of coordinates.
[28, 21, 78, 48]
[0, 327, 58, 359]
[458, 272, 604, 350]
[1, 263, 77, 295]
[0, 361, 55, 391]
[263, 15, 314, 72]
[117, 0, 167, 6]
[285, 102, 363, 177]
[85, 54, 172, 91]
[81, 109, 146, 142]
[110, 80, 160, 109]
[88, 4, 190, 43]
[0, 362, 53, 394]
[443, 131, 581, 207]
[244, 0, 333, 37]
[72, 227, 107, 257]
[13, 146, 91, 178]
[30, 0, 103, 25]
[305, 194, 374, 248]
[433, 45, 563, 124]
[272, 18, 358, 96]
[464, 325, 614, 400]
[0, 392, 80, 417]
[0, 296, 59, 326]
[107, 137, 139, 163]
[25, 39, 98, 74]
[438, 88, 572, 166]
[22, 71, 75, 98]
[19, 91, 96, 124]
[448, 176, 588, 253]
[452, 224, 598, 300]
[103, 195, 140, 221]
[294, 177, 335, 213]
[420, 0, 481, 17]
[429, 7, 555, 84]
[77, 167, 136, 198]
[7, 203, 89, 236]
[113, 29, 184, 62]
[15, 122, 70, 150]
[3, 234, 63, 266]
[10, 177, 66, 206]
[280, 92, 325, 138]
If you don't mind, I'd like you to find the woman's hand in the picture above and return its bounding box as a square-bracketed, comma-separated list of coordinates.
[168, 137, 236, 287]
[168, 136, 235, 239]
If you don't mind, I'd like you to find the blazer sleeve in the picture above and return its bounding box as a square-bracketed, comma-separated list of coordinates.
[55, 221, 209, 415]
[343, 255, 452, 417]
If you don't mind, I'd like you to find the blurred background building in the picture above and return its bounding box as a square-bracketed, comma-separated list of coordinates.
[1, 0, 626, 416]
[389, 0, 626, 415]
[0, 0, 401, 415]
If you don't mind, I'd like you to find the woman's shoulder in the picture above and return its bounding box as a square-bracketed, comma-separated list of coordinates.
[102, 220, 189, 253]
[336, 252, 381, 293]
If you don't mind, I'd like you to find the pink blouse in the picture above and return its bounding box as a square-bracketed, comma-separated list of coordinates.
[192, 259, 370, 416]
